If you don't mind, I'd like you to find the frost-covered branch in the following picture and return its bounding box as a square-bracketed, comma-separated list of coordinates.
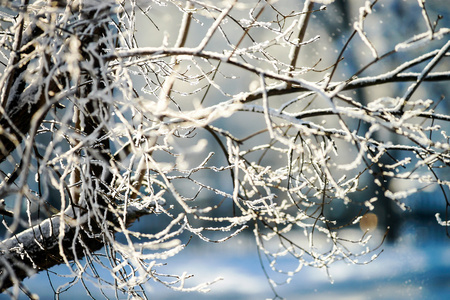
[0, 200, 159, 292]
[0, 0, 449, 298]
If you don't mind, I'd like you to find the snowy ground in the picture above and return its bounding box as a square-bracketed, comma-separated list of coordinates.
[5, 229, 450, 300]
[149, 235, 450, 300]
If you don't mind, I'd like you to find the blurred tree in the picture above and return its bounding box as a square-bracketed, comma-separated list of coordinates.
[0, 0, 449, 298]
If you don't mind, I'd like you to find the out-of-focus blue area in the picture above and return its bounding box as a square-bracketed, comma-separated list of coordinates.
[155, 238, 450, 300]
[4, 228, 449, 299]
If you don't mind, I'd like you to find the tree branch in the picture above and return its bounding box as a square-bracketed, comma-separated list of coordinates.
[0, 201, 159, 291]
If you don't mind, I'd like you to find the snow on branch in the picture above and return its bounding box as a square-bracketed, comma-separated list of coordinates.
[0, 0, 449, 298]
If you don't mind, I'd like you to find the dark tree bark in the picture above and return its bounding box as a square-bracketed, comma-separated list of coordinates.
[0, 21, 50, 163]
[0, 2, 118, 291]
[0, 208, 105, 291]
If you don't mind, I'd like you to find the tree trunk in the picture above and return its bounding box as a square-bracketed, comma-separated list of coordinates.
[0, 2, 118, 291]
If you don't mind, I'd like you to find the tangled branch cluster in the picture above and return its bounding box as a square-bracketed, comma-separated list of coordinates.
[0, 0, 449, 298]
